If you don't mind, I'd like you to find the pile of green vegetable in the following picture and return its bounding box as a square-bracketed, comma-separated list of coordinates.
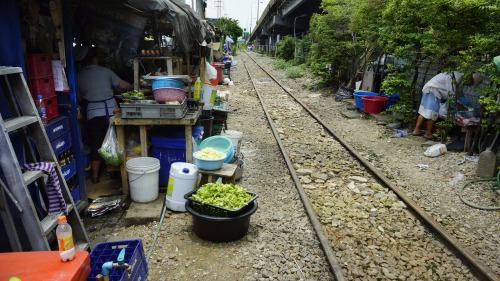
[98, 146, 124, 166]
[194, 147, 225, 160]
[190, 182, 253, 210]
[121, 91, 145, 97]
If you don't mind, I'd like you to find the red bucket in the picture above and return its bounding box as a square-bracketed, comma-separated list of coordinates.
[362, 96, 389, 114]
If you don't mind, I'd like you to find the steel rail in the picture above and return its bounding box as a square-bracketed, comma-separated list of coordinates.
[243, 56, 347, 281]
[244, 51, 500, 281]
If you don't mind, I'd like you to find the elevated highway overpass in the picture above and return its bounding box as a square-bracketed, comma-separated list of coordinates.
[248, 0, 322, 48]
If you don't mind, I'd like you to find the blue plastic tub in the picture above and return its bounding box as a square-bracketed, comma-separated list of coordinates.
[381, 94, 400, 109]
[193, 153, 225, 170]
[151, 78, 184, 90]
[151, 126, 204, 186]
[353, 92, 378, 109]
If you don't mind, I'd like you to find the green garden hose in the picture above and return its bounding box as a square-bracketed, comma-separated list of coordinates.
[459, 170, 500, 210]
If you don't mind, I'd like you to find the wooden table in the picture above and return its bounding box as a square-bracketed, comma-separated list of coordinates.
[110, 109, 201, 194]
[460, 124, 478, 152]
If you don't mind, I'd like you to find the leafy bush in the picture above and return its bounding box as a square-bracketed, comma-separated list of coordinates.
[381, 69, 414, 123]
[276, 36, 295, 61]
[286, 66, 305, 79]
[274, 59, 292, 70]
[295, 35, 311, 65]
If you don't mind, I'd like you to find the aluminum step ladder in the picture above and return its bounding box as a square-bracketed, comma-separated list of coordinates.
[0, 66, 89, 251]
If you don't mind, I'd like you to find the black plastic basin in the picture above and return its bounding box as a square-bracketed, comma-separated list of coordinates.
[185, 200, 258, 242]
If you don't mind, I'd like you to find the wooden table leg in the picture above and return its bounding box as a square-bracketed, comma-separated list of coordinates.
[463, 126, 476, 152]
[186, 125, 193, 163]
[140, 125, 148, 157]
[166, 57, 173, 75]
[116, 125, 129, 195]
[133, 59, 139, 92]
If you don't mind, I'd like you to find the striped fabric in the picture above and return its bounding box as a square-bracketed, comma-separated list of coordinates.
[21, 162, 67, 215]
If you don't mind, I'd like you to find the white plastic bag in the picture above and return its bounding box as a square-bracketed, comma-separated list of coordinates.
[205, 63, 218, 81]
[98, 124, 124, 166]
[424, 143, 447, 157]
[439, 103, 448, 116]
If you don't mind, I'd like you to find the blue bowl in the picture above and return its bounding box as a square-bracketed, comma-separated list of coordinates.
[193, 153, 225, 171]
[353, 92, 378, 109]
[151, 78, 184, 90]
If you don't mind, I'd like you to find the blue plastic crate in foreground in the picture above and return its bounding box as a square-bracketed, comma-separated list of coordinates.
[87, 239, 147, 281]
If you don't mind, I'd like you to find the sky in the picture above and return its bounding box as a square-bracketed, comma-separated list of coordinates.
[185, 0, 271, 33]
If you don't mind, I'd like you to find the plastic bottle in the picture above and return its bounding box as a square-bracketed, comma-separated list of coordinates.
[424, 143, 447, 157]
[56, 215, 75, 262]
[392, 129, 408, 138]
[477, 148, 496, 178]
[193, 77, 202, 101]
[35, 95, 47, 124]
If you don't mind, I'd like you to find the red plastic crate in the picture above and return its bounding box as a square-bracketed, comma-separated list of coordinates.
[28, 75, 55, 98]
[25, 53, 53, 78]
[43, 94, 59, 121]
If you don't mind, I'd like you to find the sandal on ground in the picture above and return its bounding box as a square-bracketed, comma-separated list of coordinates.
[411, 132, 423, 136]
[423, 136, 439, 142]
[91, 177, 100, 184]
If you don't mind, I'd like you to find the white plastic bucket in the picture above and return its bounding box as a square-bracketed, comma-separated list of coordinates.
[126, 157, 161, 203]
[201, 83, 217, 110]
[222, 130, 243, 157]
[166, 162, 198, 212]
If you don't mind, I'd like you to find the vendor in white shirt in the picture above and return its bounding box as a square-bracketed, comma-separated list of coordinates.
[412, 72, 482, 140]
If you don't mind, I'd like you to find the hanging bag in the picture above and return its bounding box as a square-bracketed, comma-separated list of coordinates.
[98, 124, 124, 166]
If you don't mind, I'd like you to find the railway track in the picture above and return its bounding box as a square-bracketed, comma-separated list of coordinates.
[242, 51, 499, 281]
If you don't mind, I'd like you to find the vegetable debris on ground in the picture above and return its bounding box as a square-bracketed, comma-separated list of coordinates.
[190, 182, 253, 210]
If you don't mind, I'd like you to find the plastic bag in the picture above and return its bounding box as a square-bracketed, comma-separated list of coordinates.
[439, 103, 448, 116]
[335, 85, 354, 101]
[449, 172, 465, 186]
[424, 143, 447, 157]
[126, 136, 141, 156]
[87, 196, 122, 217]
[98, 124, 124, 166]
[205, 63, 218, 81]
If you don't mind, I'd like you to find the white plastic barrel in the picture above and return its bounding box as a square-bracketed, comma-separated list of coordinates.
[166, 162, 199, 212]
[126, 157, 161, 203]
[222, 130, 243, 157]
[201, 83, 217, 110]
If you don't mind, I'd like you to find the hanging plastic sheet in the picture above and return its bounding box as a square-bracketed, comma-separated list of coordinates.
[73, 1, 147, 62]
[127, 0, 212, 51]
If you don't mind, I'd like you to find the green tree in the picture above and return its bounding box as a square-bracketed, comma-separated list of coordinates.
[213, 17, 243, 45]
[309, 0, 361, 86]
[276, 36, 295, 61]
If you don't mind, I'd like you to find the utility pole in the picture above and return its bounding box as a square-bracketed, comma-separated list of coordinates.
[195, 0, 205, 19]
[256, 1, 260, 25]
[294, 14, 307, 61]
[215, 0, 224, 18]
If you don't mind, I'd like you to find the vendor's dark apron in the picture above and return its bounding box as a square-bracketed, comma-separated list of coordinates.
[82, 97, 114, 144]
